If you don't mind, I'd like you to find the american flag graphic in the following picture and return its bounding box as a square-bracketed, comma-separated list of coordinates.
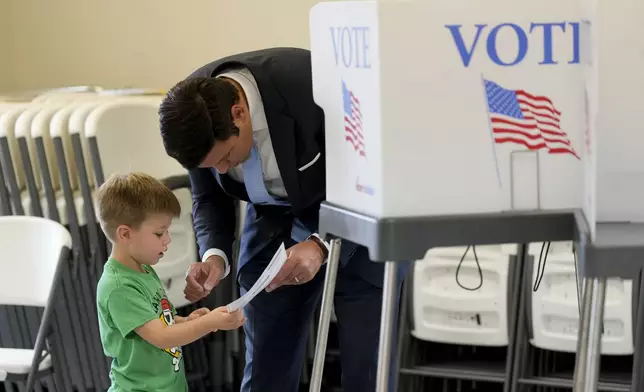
[342, 81, 365, 157]
[484, 79, 579, 159]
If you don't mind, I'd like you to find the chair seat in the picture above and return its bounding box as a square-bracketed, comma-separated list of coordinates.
[0, 348, 52, 380]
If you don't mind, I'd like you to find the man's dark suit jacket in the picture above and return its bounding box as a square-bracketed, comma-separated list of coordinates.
[186, 48, 380, 286]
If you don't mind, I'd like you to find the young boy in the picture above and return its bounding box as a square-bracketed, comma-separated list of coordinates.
[95, 172, 245, 392]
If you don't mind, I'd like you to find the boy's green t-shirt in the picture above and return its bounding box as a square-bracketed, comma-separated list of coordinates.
[97, 258, 188, 392]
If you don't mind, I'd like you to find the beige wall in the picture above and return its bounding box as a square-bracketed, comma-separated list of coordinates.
[0, 0, 13, 92]
[3, 0, 336, 92]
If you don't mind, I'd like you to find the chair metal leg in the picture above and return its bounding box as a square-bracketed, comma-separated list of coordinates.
[309, 239, 342, 392]
[376, 261, 399, 392]
[26, 247, 70, 391]
[573, 277, 607, 392]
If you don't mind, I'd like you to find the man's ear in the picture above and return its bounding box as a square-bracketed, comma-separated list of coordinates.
[115, 224, 132, 241]
[231, 104, 245, 122]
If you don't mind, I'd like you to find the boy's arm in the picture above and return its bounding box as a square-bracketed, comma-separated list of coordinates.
[174, 307, 209, 324]
[135, 316, 216, 350]
[107, 285, 214, 349]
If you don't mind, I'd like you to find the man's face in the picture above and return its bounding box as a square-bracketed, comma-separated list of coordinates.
[199, 103, 253, 173]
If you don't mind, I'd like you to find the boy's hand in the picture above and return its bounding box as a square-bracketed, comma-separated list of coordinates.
[187, 307, 210, 321]
[209, 306, 246, 331]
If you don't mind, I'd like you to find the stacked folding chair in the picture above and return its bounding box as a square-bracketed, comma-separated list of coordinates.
[0, 215, 73, 392]
[0, 87, 242, 391]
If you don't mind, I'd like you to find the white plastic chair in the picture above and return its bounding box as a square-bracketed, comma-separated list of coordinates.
[0, 215, 72, 390]
[411, 244, 517, 346]
[528, 241, 634, 354]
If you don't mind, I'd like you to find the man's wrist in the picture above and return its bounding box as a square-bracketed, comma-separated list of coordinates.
[202, 248, 231, 279]
[306, 234, 329, 263]
[205, 255, 226, 273]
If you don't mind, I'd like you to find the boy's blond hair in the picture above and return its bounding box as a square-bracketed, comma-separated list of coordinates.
[96, 172, 181, 241]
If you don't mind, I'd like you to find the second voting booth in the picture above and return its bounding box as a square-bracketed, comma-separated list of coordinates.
[309, 0, 644, 391]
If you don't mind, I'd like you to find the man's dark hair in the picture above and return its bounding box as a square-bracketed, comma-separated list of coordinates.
[159, 77, 241, 169]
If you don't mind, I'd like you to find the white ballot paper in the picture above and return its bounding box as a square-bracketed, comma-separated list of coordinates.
[226, 242, 288, 312]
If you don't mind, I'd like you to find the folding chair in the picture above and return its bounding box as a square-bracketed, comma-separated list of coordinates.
[0, 105, 61, 392]
[529, 241, 634, 355]
[0, 215, 72, 391]
[411, 244, 517, 346]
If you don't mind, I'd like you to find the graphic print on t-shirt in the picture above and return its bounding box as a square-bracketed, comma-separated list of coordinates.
[154, 293, 183, 372]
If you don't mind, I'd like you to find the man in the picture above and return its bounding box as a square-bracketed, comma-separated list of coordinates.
[159, 47, 404, 392]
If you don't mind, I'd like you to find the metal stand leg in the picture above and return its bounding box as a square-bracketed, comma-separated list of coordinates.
[630, 271, 644, 391]
[376, 261, 399, 392]
[573, 277, 607, 392]
[309, 239, 342, 392]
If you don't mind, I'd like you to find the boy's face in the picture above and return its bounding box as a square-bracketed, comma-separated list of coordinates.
[120, 214, 173, 265]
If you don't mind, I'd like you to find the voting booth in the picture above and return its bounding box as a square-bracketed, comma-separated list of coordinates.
[310, 0, 592, 221]
[306, 1, 619, 391]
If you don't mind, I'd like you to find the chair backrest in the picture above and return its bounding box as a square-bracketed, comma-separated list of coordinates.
[15, 104, 51, 192]
[0, 103, 27, 114]
[68, 101, 105, 189]
[32, 89, 99, 104]
[84, 96, 185, 181]
[0, 107, 28, 191]
[0, 215, 72, 307]
[51, 103, 88, 192]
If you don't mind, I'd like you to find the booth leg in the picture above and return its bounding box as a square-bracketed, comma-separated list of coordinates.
[376, 261, 399, 392]
[573, 277, 607, 392]
[309, 238, 342, 392]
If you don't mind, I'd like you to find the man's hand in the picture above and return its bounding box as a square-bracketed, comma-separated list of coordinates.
[266, 240, 325, 292]
[184, 256, 226, 302]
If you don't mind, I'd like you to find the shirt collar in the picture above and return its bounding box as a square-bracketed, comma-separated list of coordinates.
[216, 68, 268, 131]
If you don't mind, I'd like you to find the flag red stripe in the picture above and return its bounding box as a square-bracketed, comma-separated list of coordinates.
[516, 90, 561, 115]
[344, 116, 364, 134]
[522, 115, 560, 129]
[492, 129, 571, 146]
[520, 106, 560, 123]
[491, 117, 565, 137]
[345, 136, 365, 156]
[494, 137, 578, 158]
[345, 127, 364, 146]
[518, 99, 561, 118]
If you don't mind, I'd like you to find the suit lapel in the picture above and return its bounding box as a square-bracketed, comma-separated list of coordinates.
[244, 63, 302, 210]
[263, 109, 301, 209]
